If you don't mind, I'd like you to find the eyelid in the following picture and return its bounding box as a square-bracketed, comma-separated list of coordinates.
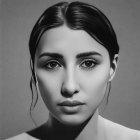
[40, 58, 63, 65]
[44, 60, 62, 70]
[46, 59, 62, 66]
[47, 59, 60, 63]
[79, 58, 98, 69]
[79, 58, 98, 63]
[42, 58, 64, 71]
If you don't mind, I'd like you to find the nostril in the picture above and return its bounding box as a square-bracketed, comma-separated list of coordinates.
[61, 74, 80, 97]
[74, 90, 79, 94]
[61, 88, 79, 97]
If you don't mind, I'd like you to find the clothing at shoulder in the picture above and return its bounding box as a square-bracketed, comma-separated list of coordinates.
[102, 117, 140, 140]
[6, 133, 39, 140]
[6, 118, 140, 140]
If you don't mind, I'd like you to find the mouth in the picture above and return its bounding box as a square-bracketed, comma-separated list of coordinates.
[58, 100, 85, 107]
[58, 100, 85, 114]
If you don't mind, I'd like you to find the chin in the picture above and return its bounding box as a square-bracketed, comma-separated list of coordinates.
[57, 114, 90, 126]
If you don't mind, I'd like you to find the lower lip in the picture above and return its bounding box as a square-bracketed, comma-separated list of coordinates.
[60, 105, 83, 114]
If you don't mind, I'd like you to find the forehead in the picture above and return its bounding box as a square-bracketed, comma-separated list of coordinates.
[36, 25, 109, 58]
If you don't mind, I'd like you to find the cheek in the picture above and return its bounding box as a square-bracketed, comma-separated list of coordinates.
[79, 66, 110, 105]
[36, 70, 62, 106]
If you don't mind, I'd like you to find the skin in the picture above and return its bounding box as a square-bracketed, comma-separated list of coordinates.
[8, 25, 140, 140]
[34, 25, 118, 140]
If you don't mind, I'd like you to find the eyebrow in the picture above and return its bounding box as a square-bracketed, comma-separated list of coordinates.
[39, 52, 63, 59]
[76, 51, 102, 58]
[39, 51, 102, 59]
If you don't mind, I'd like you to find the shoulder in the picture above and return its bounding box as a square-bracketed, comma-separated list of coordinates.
[101, 116, 140, 140]
[6, 133, 39, 140]
[6, 123, 48, 140]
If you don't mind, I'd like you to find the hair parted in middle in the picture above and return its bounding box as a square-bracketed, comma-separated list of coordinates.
[29, 1, 119, 112]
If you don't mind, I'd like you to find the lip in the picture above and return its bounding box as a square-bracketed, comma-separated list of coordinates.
[58, 100, 85, 107]
[58, 100, 85, 114]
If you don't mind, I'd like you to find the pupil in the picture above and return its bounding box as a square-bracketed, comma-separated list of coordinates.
[85, 61, 92, 67]
[50, 62, 57, 67]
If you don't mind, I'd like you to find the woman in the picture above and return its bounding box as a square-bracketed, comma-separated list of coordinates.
[7, 1, 140, 140]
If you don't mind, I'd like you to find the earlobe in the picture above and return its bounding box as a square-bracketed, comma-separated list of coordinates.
[109, 54, 119, 82]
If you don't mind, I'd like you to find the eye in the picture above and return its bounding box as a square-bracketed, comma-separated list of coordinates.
[44, 60, 61, 70]
[80, 59, 97, 69]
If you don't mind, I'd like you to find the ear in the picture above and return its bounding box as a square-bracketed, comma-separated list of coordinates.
[108, 54, 119, 82]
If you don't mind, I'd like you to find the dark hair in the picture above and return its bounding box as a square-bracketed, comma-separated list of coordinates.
[29, 1, 119, 114]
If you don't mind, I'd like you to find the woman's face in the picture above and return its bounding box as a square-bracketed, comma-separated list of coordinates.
[34, 25, 115, 125]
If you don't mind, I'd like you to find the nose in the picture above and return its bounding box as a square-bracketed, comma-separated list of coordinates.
[61, 68, 80, 97]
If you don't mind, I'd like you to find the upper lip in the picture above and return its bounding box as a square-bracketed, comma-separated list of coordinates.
[58, 100, 85, 107]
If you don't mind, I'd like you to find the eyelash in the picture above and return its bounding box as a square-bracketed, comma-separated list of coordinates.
[43, 60, 62, 70]
[43, 59, 98, 71]
[79, 59, 98, 70]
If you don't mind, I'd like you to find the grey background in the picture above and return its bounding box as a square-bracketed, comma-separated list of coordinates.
[1, 0, 140, 139]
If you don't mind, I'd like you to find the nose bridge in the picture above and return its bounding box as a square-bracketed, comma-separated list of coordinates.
[64, 64, 77, 88]
[61, 63, 79, 95]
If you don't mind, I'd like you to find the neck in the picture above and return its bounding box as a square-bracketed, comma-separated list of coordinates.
[45, 110, 105, 140]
